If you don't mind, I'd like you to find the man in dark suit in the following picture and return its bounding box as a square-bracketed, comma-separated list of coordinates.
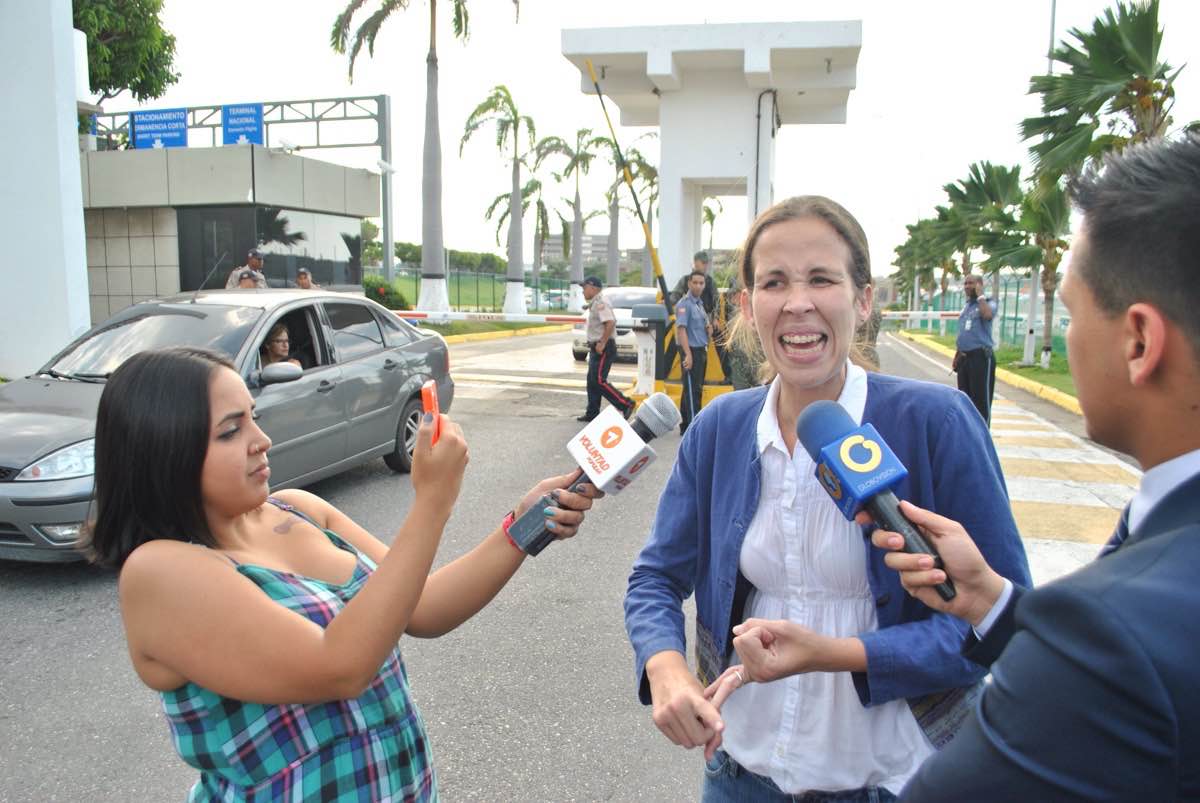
[868, 135, 1200, 799]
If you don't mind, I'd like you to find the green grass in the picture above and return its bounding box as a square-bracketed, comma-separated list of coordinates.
[908, 332, 1077, 398]
[418, 321, 564, 337]
[387, 275, 571, 312]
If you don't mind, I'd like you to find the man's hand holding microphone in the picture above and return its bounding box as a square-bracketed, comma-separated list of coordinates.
[859, 500, 1007, 628]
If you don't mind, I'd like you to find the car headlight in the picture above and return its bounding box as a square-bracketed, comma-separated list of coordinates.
[34, 523, 86, 544]
[16, 439, 95, 481]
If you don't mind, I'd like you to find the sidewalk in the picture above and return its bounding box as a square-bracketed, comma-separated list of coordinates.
[895, 331, 1135, 582]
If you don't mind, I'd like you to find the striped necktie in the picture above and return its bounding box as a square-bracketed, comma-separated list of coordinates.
[1099, 505, 1131, 557]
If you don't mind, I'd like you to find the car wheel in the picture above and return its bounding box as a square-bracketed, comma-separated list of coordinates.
[384, 396, 423, 473]
[573, 350, 588, 362]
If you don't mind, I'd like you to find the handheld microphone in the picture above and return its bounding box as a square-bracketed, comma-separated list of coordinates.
[796, 400, 956, 601]
[507, 392, 681, 556]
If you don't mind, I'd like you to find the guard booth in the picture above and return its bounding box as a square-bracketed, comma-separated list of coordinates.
[563, 21, 861, 410]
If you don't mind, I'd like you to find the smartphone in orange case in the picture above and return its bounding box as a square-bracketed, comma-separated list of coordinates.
[421, 379, 441, 445]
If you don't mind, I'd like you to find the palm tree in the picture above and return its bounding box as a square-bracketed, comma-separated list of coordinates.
[1020, 0, 1182, 180]
[894, 218, 950, 323]
[702, 198, 724, 251]
[331, 1, 520, 312]
[483, 176, 547, 303]
[624, 149, 659, 286]
[928, 204, 970, 310]
[529, 192, 550, 303]
[535, 128, 599, 312]
[982, 180, 1071, 367]
[943, 162, 1025, 300]
[257, 208, 307, 248]
[589, 135, 655, 288]
[461, 84, 535, 313]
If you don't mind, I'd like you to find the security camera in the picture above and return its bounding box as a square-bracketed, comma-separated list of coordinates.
[277, 138, 297, 153]
[376, 159, 397, 175]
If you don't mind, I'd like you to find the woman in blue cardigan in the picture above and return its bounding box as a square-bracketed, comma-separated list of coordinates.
[624, 196, 1031, 802]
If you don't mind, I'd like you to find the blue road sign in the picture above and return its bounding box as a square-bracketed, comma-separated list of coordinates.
[222, 103, 264, 145]
[131, 108, 188, 149]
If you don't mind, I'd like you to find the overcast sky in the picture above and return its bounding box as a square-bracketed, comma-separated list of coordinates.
[114, 0, 1200, 279]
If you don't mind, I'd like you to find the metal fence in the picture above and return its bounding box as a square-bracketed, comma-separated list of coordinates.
[894, 276, 1069, 354]
[363, 266, 574, 312]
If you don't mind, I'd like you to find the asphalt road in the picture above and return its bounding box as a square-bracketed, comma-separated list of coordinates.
[0, 329, 1113, 802]
[0, 332, 694, 803]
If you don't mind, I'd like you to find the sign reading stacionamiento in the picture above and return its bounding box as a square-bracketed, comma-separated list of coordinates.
[131, 108, 187, 149]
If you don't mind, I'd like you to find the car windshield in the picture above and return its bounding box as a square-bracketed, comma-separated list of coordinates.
[45, 304, 262, 377]
[604, 289, 658, 309]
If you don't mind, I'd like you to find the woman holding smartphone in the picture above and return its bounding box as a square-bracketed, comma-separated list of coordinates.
[85, 346, 596, 801]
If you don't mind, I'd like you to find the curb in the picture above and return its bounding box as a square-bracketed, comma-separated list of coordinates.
[438, 323, 574, 344]
[453, 371, 637, 394]
[898, 331, 1082, 416]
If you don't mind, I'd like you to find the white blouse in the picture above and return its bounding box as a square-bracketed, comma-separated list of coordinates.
[719, 365, 933, 794]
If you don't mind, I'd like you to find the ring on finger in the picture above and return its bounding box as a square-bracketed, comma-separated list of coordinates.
[733, 669, 744, 686]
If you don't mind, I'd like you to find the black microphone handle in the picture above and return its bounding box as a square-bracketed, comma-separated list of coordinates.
[865, 491, 956, 601]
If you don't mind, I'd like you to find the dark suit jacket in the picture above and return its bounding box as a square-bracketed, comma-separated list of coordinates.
[902, 470, 1200, 802]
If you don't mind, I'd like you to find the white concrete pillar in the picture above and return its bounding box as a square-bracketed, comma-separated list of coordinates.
[749, 91, 778, 221]
[0, 0, 90, 377]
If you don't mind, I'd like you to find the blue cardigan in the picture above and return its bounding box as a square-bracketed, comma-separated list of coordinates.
[624, 374, 1032, 732]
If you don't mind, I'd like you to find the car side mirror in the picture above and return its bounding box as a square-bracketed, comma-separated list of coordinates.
[260, 362, 303, 385]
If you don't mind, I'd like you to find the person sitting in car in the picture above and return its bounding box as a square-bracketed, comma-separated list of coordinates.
[259, 323, 300, 368]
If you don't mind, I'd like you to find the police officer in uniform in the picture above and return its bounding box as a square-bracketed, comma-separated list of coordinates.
[578, 276, 635, 423]
[953, 274, 996, 424]
[676, 270, 712, 434]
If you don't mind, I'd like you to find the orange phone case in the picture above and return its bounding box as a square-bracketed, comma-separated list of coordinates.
[421, 380, 440, 445]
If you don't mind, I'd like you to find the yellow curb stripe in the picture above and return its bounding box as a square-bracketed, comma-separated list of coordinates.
[441, 324, 574, 344]
[993, 368, 1081, 415]
[1010, 501, 1120, 544]
[898, 331, 1081, 415]
[1000, 458, 1140, 486]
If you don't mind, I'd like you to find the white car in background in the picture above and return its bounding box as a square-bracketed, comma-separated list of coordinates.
[572, 286, 660, 362]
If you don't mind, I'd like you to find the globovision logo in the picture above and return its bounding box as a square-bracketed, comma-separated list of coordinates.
[838, 434, 882, 473]
[600, 426, 623, 449]
[818, 462, 843, 499]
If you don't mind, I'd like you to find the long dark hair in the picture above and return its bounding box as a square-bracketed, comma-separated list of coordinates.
[81, 347, 235, 568]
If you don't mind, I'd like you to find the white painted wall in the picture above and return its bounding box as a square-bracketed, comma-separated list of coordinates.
[0, 0, 91, 377]
[658, 70, 764, 283]
[562, 21, 860, 287]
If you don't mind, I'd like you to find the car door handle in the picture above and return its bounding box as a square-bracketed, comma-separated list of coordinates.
[317, 380, 336, 393]
[383, 358, 398, 370]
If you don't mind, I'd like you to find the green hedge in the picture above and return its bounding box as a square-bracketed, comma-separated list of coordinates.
[363, 274, 410, 310]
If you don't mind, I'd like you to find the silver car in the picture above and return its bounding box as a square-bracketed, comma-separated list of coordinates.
[0, 289, 452, 563]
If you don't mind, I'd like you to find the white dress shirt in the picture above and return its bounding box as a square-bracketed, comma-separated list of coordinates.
[719, 365, 933, 794]
[1128, 447, 1200, 536]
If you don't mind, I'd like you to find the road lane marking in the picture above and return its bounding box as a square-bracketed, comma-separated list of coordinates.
[1010, 502, 1120, 544]
[1005, 476, 1134, 508]
[999, 458, 1140, 486]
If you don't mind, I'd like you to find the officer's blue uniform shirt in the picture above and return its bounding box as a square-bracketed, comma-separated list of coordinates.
[956, 296, 995, 351]
[676, 292, 709, 347]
